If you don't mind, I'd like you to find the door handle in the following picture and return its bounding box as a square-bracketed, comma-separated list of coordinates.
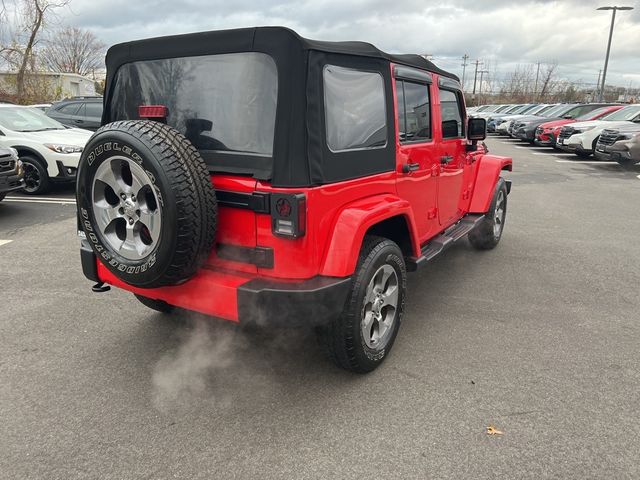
[440, 155, 453, 165]
[402, 162, 420, 174]
[75, 119, 84, 123]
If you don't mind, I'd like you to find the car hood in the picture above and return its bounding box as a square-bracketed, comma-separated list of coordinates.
[539, 119, 573, 130]
[10, 127, 93, 145]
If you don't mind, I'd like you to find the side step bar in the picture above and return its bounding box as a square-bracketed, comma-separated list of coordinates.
[405, 214, 485, 272]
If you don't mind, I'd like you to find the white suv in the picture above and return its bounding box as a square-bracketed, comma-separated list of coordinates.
[0, 104, 93, 194]
[557, 105, 640, 158]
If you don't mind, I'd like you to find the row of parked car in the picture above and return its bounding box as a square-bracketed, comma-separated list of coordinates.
[469, 102, 640, 166]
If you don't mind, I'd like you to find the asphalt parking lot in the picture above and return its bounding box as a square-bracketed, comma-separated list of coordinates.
[1, 138, 639, 480]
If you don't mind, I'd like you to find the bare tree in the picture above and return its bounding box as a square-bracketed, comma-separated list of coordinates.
[537, 61, 558, 100]
[41, 26, 105, 76]
[0, 0, 70, 101]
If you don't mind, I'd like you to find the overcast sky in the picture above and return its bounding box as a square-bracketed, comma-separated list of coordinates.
[7, 0, 640, 89]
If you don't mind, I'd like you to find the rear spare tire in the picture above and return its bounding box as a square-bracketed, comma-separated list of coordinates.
[76, 120, 217, 288]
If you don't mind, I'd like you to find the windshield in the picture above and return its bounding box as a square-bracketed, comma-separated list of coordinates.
[530, 104, 554, 115]
[0, 107, 66, 132]
[110, 52, 278, 157]
[576, 106, 615, 121]
[503, 105, 524, 114]
[518, 104, 539, 114]
[542, 105, 570, 117]
[602, 105, 640, 121]
[495, 105, 513, 113]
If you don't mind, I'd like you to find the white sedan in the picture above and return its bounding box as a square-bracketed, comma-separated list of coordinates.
[0, 104, 93, 194]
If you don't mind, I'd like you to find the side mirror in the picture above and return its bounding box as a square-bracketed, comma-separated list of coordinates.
[0, 129, 4, 136]
[467, 117, 486, 141]
[563, 114, 574, 119]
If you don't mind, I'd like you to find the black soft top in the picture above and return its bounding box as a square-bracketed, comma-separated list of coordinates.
[104, 27, 460, 187]
[106, 26, 457, 81]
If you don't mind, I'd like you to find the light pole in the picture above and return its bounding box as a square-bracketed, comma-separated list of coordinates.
[596, 5, 634, 102]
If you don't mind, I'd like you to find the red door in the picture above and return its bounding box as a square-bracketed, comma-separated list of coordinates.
[436, 87, 467, 227]
[393, 76, 440, 243]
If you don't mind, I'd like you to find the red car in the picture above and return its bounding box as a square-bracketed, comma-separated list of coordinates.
[534, 105, 623, 147]
[77, 27, 512, 373]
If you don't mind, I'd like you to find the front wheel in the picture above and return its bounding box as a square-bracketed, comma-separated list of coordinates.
[317, 236, 407, 373]
[468, 177, 508, 250]
[21, 156, 50, 195]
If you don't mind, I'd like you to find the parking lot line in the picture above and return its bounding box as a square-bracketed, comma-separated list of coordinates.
[3, 197, 76, 205]
[0, 240, 12, 247]
[532, 152, 576, 156]
[555, 160, 619, 164]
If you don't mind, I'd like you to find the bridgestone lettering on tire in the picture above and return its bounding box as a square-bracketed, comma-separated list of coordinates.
[76, 120, 217, 288]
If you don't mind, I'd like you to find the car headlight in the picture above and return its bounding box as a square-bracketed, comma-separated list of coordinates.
[44, 144, 84, 154]
[8, 147, 19, 159]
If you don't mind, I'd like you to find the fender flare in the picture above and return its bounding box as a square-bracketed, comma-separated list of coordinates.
[469, 154, 512, 213]
[319, 194, 419, 277]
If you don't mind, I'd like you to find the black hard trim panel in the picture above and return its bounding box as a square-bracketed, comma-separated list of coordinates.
[406, 214, 485, 271]
[80, 240, 99, 282]
[216, 190, 270, 213]
[216, 243, 274, 268]
[393, 65, 432, 84]
[237, 276, 352, 326]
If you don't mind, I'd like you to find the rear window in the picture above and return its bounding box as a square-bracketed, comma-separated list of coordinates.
[109, 52, 278, 157]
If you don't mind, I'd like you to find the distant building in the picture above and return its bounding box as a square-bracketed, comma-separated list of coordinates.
[0, 71, 96, 101]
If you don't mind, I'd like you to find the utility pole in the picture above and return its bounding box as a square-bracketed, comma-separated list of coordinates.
[596, 6, 634, 102]
[595, 69, 602, 101]
[471, 60, 482, 105]
[461, 54, 469, 92]
[533, 61, 541, 102]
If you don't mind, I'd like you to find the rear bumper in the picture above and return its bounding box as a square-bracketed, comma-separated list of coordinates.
[81, 241, 351, 326]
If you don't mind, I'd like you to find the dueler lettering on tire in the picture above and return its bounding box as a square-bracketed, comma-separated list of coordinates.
[76, 120, 217, 288]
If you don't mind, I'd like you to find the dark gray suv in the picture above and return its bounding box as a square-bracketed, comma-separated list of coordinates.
[47, 97, 103, 131]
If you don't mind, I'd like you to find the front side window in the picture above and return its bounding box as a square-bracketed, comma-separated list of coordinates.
[396, 80, 431, 142]
[85, 103, 103, 118]
[323, 65, 387, 152]
[110, 52, 278, 157]
[439, 89, 464, 138]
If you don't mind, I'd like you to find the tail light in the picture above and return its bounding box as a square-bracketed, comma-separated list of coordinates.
[271, 193, 306, 238]
[138, 105, 168, 120]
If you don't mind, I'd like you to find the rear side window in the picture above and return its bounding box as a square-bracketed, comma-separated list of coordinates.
[110, 52, 278, 156]
[57, 103, 81, 114]
[396, 80, 431, 142]
[323, 65, 387, 152]
[440, 89, 464, 138]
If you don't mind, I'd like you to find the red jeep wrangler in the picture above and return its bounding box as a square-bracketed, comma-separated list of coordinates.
[77, 27, 512, 373]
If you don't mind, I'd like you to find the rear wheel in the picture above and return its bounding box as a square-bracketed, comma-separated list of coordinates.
[317, 236, 406, 373]
[21, 156, 50, 195]
[134, 294, 175, 313]
[468, 177, 508, 250]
